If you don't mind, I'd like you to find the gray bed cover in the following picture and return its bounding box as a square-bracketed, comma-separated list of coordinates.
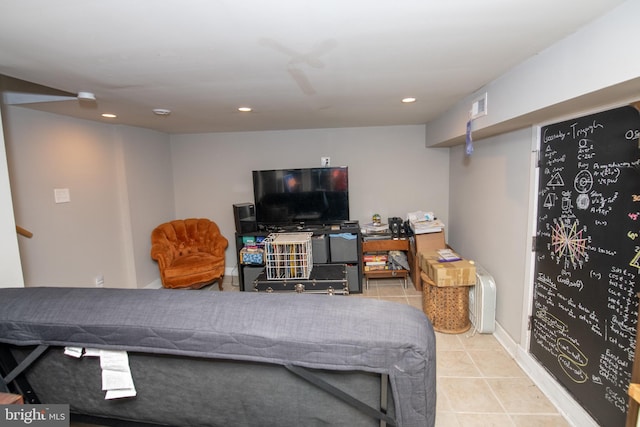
[0, 287, 436, 426]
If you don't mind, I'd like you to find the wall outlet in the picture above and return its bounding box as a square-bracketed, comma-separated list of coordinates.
[95, 274, 104, 287]
[321, 157, 330, 167]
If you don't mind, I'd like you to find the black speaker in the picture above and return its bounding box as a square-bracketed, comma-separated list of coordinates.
[233, 203, 257, 233]
[388, 217, 403, 238]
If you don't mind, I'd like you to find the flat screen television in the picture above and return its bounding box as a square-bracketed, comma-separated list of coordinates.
[252, 167, 349, 227]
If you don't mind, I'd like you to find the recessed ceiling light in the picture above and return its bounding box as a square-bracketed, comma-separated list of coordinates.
[238, 107, 252, 112]
[401, 97, 417, 103]
[101, 113, 117, 118]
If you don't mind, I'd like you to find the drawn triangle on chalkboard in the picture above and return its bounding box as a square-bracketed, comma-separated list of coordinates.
[544, 193, 557, 208]
[547, 172, 565, 187]
[630, 250, 640, 270]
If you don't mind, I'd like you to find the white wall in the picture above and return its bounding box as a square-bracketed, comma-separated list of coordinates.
[4, 106, 173, 288]
[0, 107, 24, 287]
[448, 128, 534, 342]
[170, 125, 450, 272]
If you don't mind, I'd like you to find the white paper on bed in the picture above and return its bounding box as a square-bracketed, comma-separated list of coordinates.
[99, 350, 136, 399]
[62, 347, 137, 399]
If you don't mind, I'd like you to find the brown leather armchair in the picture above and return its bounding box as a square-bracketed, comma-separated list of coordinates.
[151, 218, 228, 290]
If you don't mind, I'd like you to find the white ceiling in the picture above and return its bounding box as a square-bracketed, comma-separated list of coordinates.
[0, 0, 626, 134]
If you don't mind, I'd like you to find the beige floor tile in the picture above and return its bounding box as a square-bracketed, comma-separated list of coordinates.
[510, 414, 571, 427]
[407, 295, 422, 310]
[377, 284, 406, 297]
[439, 377, 504, 413]
[467, 349, 526, 378]
[361, 286, 379, 297]
[487, 377, 558, 414]
[455, 412, 516, 426]
[436, 381, 453, 412]
[360, 293, 379, 300]
[435, 411, 461, 427]
[405, 286, 423, 296]
[435, 332, 464, 351]
[437, 350, 482, 377]
[379, 296, 408, 305]
[459, 332, 504, 351]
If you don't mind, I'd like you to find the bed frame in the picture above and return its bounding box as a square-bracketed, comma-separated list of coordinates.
[0, 287, 436, 426]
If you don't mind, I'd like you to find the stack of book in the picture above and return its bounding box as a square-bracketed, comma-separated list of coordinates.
[407, 211, 444, 235]
[363, 253, 389, 271]
[437, 249, 462, 262]
[361, 222, 389, 235]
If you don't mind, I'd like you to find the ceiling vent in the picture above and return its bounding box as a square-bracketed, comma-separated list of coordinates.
[471, 93, 488, 118]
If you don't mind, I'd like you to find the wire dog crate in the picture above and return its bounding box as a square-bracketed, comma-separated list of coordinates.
[264, 232, 313, 280]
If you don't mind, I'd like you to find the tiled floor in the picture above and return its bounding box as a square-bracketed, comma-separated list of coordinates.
[355, 277, 571, 427]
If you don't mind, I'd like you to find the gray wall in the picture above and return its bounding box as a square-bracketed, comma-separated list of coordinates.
[5, 115, 450, 288]
[170, 125, 450, 272]
[4, 107, 173, 288]
[448, 128, 534, 343]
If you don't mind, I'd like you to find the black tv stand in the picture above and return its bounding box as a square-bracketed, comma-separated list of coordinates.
[236, 221, 362, 293]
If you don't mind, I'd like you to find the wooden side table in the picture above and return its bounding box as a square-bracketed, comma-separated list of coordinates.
[0, 392, 24, 404]
[362, 237, 410, 289]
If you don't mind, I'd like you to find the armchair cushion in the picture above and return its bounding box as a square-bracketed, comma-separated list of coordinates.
[151, 218, 228, 289]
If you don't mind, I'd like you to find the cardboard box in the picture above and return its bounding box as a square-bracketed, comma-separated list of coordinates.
[418, 251, 440, 277]
[414, 231, 446, 252]
[420, 251, 476, 287]
[409, 230, 446, 290]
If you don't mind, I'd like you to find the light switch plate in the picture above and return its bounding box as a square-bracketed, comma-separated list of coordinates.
[54, 188, 70, 203]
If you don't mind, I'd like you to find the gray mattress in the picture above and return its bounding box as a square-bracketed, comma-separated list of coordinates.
[0, 287, 436, 426]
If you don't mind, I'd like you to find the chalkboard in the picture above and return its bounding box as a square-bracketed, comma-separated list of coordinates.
[531, 105, 640, 426]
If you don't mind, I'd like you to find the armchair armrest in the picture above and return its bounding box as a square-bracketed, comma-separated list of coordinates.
[207, 233, 229, 257]
[151, 241, 175, 269]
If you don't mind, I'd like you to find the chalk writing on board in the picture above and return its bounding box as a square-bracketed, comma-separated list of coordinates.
[531, 105, 640, 426]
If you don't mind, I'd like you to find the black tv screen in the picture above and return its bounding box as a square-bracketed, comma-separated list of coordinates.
[252, 167, 349, 226]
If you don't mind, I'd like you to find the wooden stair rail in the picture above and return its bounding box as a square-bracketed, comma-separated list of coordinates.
[16, 225, 32, 238]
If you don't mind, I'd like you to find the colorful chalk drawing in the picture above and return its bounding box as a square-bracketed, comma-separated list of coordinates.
[630, 250, 640, 270]
[551, 220, 589, 269]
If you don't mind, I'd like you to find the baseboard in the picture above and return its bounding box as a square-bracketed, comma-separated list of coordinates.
[493, 322, 598, 427]
[144, 279, 162, 289]
[225, 266, 237, 277]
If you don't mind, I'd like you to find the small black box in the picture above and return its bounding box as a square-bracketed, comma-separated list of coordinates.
[233, 203, 257, 233]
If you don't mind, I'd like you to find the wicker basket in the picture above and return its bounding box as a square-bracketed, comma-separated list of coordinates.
[421, 271, 472, 334]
